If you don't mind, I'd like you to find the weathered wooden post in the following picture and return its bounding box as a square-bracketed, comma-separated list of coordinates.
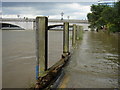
[75, 25, 77, 41]
[79, 26, 83, 39]
[36, 16, 48, 79]
[76, 25, 80, 40]
[79, 26, 81, 39]
[63, 22, 69, 57]
[33, 20, 36, 30]
[72, 24, 76, 46]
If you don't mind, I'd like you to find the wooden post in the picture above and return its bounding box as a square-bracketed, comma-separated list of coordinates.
[79, 26, 81, 39]
[72, 24, 76, 46]
[63, 22, 69, 54]
[36, 16, 48, 79]
[33, 20, 36, 30]
[79, 26, 83, 39]
[76, 25, 80, 40]
[75, 25, 77, 40]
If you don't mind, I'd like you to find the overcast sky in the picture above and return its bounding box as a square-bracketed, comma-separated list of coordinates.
[2, 1, 98, 19]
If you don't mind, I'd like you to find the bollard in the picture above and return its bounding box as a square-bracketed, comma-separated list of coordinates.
[36, 16, 48, 79]
[72, 24, 76, 46]
[63, 22, 69, 54]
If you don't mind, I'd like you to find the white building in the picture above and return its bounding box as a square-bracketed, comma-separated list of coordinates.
[98, 0, 118, 7]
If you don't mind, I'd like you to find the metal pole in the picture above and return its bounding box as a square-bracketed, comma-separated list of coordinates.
[36, 16, 48, 80]
[72, 24, 76, 46]
[63, 22, 69, 54]
[61, 12, 64, 20]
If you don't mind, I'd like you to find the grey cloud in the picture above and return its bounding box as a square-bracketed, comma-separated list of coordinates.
[2, 2, 95, 19]
[3, 0, 98, 2]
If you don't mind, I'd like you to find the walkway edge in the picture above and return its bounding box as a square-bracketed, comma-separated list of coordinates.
[35, 53, 71, 89]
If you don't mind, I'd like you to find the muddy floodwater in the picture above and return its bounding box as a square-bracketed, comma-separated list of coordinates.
[2, 30, 72, 88]
[2, 30, 119, 88]
[59, 31, 119, 88]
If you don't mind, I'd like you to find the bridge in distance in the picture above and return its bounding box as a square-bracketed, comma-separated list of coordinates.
[2, 18, 89, 24]
[2, 18, 89, 30]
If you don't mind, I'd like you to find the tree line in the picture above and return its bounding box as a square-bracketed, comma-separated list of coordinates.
[87, 1, 120, 33]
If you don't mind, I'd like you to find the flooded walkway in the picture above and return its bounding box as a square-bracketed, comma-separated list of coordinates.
[59, 31, 119, 88]
[2, 30, 119, 88]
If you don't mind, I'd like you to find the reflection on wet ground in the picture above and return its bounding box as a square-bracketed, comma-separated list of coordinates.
[59, 31, 119, 88]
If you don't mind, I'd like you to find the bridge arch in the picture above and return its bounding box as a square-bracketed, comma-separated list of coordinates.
[48, 24, 63, 30]
[1, 21, 33, 30]
[48, 24, 74, 30]
[1, 23, 25, 30]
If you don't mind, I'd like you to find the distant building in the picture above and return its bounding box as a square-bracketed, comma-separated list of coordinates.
[98, 0, 117, 7]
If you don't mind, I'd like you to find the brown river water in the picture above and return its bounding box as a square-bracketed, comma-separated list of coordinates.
[2, 30, 119, 88]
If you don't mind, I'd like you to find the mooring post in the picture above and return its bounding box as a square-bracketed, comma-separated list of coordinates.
[33, 20, 36, 30]
[76, 25, 79, 40]
[36, 16, 48, 80]
[75, 25, 77, 41]
[79, 26, 81, 39]
[79, 26, 83, 39]
[72, 24, 76, 46]
[63, 22, 69, 56]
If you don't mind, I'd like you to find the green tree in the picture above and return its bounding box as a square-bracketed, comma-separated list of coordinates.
[87, 5, 108, 30]
[101, 7, 115, 23]
[114, 1, 120, 32]
[87, 1, 120, 32]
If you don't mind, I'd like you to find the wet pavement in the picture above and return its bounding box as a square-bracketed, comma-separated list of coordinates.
[59, 31, 119, 88]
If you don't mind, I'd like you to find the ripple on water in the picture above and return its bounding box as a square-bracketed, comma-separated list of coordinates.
[7, 55, 36, 64]
[104, 53, 119, 64]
